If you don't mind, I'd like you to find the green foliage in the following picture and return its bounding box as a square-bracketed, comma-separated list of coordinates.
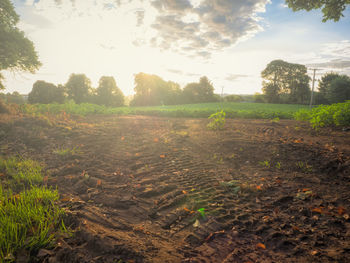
[0, 92, 25, 104]
[131, 73, 182, 106]
[294, 109, 311, 121]
[182, 76, 216, 104]
[318, 73, 350, 104]
[19, 101, 309, 119]
[224, 95, 243, 102]
[65, 74, 92, 104]
[53, 146, 81, 158]
[96, 76, 124, 107]
[207, 110, 226, 130]
[0, 98, 9, 113]
[0, 0, 41, 89]
[285, 0, 350, 22]
[0, 157, 43, 191]
[0, 157, 65, 261]
[328, 75, 350, 103]
[295, 101, 350, 129]
[259, 160, 271, 168]
[261, 60, 311, 104]
[296, 161, 313, 173]
[28, 81, 65, 104]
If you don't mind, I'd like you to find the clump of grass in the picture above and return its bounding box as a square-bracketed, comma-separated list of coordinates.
[53, 146, 81, 158]
[0, 157, 66, 262]
[0, 157, 43, 191]
[296, 161, 313, 173]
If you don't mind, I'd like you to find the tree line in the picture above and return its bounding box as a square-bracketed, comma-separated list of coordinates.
[27, 73, 219, 107]
[260, 59, 350, 104]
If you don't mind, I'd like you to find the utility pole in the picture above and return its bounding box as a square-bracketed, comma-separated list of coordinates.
[309, 68, 320, 109]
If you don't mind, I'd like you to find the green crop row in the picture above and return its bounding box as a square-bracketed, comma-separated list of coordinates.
[19, 101, 308, 119]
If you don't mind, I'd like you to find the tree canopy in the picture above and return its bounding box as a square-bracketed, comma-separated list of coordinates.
[261, 60, 310, 104]
[131, 73, 182, 106]
[285, 0, 350, 22]
[28, 80, 65, 104]
[65, 74, 92, 104]
[183, 76, 216, 104]
[0, 0, 41, 89]
[96, 76, 124, 107]
[318, 73, 350, 103]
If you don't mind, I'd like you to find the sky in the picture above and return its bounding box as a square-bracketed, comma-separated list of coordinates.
[3, 0, 350, 96]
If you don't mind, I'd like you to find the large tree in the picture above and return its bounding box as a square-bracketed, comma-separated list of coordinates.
[261, 60, 310, 104]
[28, 80, 65, 104]
[96, 76, 124, 107]
[285, 0, 350, 22]
[322, 74, 350, 103]
[0, 0, 41, 89]
[131, 73, 182, 106]
[182, 76, 216, 104]
[65, 74, 92, 104]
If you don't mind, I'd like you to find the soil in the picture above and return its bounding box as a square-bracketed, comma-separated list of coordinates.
[0, 114, 350, 263]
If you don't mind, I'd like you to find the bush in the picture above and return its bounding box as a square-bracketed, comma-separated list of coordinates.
[207, 110, 226, 130]
[0, 98, 8, 113]
[295, 101, 350, 129]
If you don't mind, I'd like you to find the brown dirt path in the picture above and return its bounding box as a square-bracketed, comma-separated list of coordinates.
[0, 114, 349, 262]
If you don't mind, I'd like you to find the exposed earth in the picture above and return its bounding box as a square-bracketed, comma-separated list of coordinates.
[0, 114, 349, 262]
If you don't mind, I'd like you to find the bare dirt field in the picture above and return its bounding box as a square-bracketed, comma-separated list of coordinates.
[1, 114, 349, 262]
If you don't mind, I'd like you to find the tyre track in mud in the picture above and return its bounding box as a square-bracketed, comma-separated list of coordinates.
[1, 115, 349, 262]
[52, 117, 253, 262]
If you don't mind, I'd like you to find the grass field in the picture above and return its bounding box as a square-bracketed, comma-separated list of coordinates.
[20, 101, 309, 119]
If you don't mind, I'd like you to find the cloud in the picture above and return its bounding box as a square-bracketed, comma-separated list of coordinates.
[307, 59, 350, 69]
[20, 0, 270, 59]
[135, 9, 145, 26]
[150, 0, 270, 58]
[320, 40, 350, 59]
[225, 74, 250, 81]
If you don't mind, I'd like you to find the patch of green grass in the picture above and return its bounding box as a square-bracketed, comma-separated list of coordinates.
[0, 157, 43, 191]
[0, 157, 66, 262]
[53, 146, 81, 158]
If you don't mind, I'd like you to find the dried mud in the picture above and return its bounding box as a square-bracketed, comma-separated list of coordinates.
[0, 114, 349, 263]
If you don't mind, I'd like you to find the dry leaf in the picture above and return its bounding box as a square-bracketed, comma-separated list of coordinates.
[312, 207, 323, 214]
[337, 206, 346, 215]
[160, 154, 165, 158]
[97, 180, 102, 186]
[256, 243, 266, 249]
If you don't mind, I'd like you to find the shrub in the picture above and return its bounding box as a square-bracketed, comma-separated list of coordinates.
[295, 101, 350, 129]
[207, 110, 226, 130]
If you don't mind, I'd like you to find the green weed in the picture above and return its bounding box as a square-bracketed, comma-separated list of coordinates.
[53, 146, 81, 157]
[259, 160, 270, 168]
[207, 110, 226, 130]
[296, 161, 313, 173]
